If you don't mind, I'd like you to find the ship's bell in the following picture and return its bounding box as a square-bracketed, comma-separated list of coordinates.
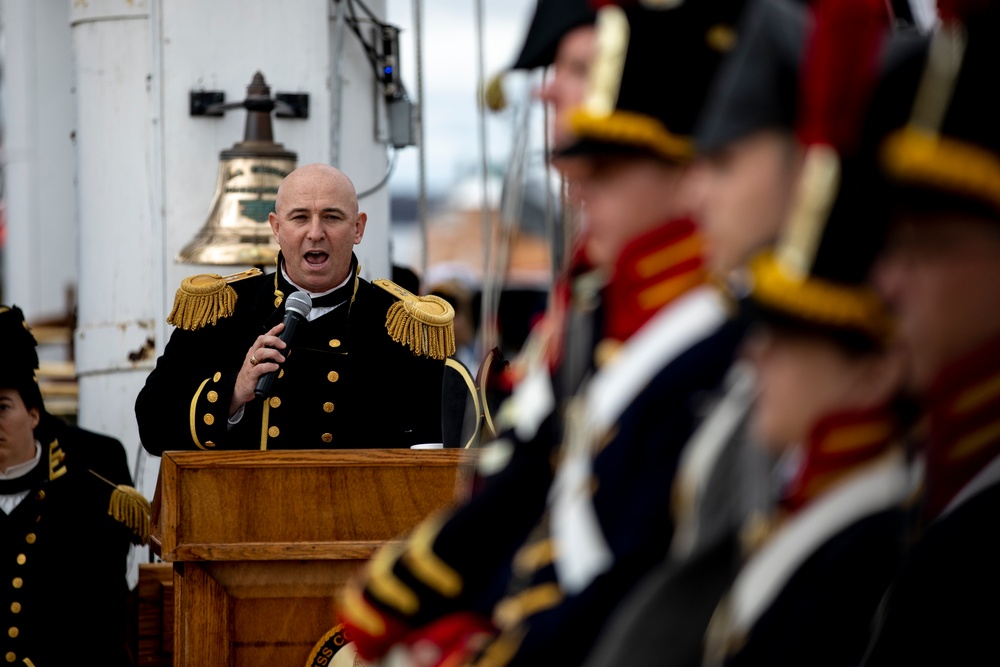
[177, 72, 297, 266]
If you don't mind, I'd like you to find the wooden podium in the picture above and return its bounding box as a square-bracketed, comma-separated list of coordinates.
[150, 449, 471, 666]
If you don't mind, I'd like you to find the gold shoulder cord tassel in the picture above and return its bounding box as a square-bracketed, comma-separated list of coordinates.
[89, 470, 152, 545]
[374, 279, 457, 361]
[167, 268, 262, 331]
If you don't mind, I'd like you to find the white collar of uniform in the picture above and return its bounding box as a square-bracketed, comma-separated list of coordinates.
[726, 449, 916, 635]
[280, 262, 352, 321]
[585, 284, 729, 435]
[0, 440, 42, 479]
[940, 451, 1000, 521]
[550, 285, 729, 594]
[670, 361, 758, 559]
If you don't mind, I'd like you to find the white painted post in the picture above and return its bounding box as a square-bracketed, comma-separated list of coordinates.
[69, 0, 162, 504]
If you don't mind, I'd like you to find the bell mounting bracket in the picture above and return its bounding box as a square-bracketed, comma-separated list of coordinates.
[190, 77, 309, 119]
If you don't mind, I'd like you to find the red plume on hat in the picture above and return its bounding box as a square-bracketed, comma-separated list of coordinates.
[773, 0, 890, 281]
[746, 0, 895, 344]
[797, 0, 890, 155]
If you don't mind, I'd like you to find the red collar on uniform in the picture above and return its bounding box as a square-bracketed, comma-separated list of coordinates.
[780, 406, 898, 514]
[602, 218, 707, 342]
[923, 334, 1000, 520]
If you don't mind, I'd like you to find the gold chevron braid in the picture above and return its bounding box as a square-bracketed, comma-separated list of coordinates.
[401, 515, 463, 597]
[339, 583, 387, 637]
[167, 268, 262, 331]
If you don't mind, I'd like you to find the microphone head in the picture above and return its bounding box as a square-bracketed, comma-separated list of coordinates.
[285, 291, 313, 319]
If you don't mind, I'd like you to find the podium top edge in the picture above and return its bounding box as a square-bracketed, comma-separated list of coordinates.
[160, 448, 475, 468]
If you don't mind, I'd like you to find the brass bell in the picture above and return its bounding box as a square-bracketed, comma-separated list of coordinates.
[177, 72, 297, 266]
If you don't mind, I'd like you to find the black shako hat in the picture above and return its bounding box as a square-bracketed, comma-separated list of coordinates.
[746, 0, 900, 349]
[511, 0, 598, 70]
[561, 0, 749, 164]
[879, 1, 1000, 222]
[0, 305, 44, 409]
[695, 0, 809, 155]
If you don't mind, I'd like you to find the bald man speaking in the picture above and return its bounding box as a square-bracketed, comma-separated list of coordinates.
[136, 164, 469, 453]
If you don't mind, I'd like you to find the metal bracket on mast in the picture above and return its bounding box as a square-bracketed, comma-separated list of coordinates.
[190, 87, 310, 119]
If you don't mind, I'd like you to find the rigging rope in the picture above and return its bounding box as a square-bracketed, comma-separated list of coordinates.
[474, 0, 496, 354]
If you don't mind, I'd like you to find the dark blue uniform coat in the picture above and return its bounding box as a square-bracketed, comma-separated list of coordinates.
[0, 413, 135, 666]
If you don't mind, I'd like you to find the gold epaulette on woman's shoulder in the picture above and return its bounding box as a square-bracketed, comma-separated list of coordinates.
[86, 470, 152, 545]
[373, 278, 456, 361]
[109, 484, 152, 545]
[167, 268, 262, 331]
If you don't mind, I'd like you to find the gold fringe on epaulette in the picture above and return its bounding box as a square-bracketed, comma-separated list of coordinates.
[385, 299, 457, 361]
[167, 269, 261, 331]
[375, 279, 457, 360]
[87, 469, 152, 544]
[109, 485, 152, 545]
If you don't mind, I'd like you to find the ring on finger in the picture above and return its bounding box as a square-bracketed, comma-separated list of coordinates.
[250, 354, 258, 366]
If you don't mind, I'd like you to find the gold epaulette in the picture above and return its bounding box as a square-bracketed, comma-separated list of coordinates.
[167, 268, 262, 331]
[109, 485, 152, 545]
[373, 278, 456, 361]
[88, 470, 152, 545]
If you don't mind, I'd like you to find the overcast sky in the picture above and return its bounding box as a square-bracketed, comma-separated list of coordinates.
[384, 0, 541, 198]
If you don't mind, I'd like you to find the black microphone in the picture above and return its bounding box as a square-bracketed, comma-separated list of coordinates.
[254, 291, 312, 399]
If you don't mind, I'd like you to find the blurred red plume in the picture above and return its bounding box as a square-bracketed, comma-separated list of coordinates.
[797, 0, 890, 153]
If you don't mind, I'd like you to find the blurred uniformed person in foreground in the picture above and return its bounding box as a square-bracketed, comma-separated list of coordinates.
[579, 1, 809, 663]
[699, 1, 921, 664]
[136, 163, 472, 453]
[335, 2, 755, 665]
[311, 1, 599, 661]
[862, 2, 1000, 663]
[0, 305, 147, 666]
[690, 0, 807, 285]
[473, 0, 598, 435]
[500, 0, 596, 153]
[583, 3, 931, 665]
